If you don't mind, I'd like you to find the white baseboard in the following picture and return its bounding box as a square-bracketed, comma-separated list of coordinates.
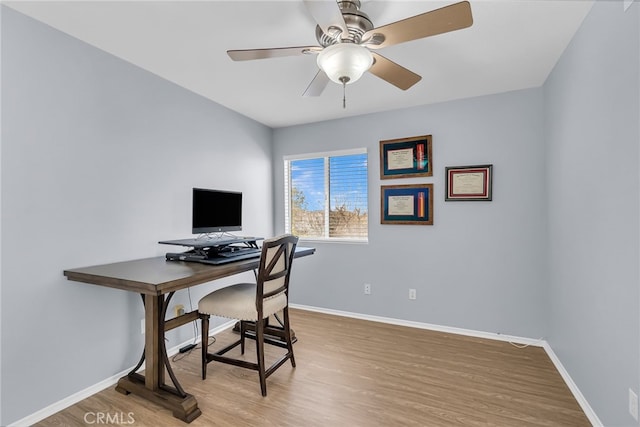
[291, 303, 600, 427]
[8, 320, 236, 427]
[290, 303, 544, 347]
[8, 366, 134, 427]
[11, 307, 601, 427]
[542, 342, 603, 427]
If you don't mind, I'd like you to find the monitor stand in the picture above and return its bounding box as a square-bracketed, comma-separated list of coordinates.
[160, 236, 263, 264]
[159, 236, 263, 249]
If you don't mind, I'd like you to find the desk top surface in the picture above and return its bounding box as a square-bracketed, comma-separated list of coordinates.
[63, 246, 315, 296]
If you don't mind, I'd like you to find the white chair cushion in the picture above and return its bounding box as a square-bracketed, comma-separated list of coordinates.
[198, 283, 288, 321]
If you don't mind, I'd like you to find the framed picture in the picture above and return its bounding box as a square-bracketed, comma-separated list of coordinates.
[381, 184, 434, 225]
[445, 164, 493, 201]
[380, 135, 432, 179]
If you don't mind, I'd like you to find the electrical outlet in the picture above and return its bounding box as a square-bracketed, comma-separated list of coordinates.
[140, 318, 145, 335]
[629, 388, 638, 421]
[409, 289, 417, 300]
[364, 283, 371, 295]
[174, 304, 185, 317]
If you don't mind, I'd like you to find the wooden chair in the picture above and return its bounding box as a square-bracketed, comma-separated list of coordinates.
[198, 234, 299, 396]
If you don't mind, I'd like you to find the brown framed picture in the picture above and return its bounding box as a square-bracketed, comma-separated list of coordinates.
[445, 164, 493, 201]
[380, 135, 432, 179]
[381, 184, 434, 225]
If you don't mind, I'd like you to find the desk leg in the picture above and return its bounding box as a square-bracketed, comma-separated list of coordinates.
[115, 294, 201, 423]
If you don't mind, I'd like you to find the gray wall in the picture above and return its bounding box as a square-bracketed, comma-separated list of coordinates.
[545, 2, 640, 426]
[1, 7, 274, 425]
[273, 3, 640, 426]
[273, 88, 548, 339]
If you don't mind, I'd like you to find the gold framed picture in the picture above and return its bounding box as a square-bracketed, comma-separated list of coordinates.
[381, 184, 434, 225]
[380, 135, 432, 179]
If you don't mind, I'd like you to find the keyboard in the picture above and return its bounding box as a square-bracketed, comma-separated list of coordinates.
[165, 245, 262, 265]
[216, 247, 261, 258]
[201, 250, 261, 265]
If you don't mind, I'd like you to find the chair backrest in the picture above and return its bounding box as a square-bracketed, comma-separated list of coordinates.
[255, 234, 298, 315]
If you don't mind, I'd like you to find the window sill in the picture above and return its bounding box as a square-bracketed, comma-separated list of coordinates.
[297, 238, 368, 245]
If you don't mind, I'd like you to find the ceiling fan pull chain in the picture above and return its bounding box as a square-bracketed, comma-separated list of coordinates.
[343, 81, 346, 109]
[340, 76, 349, 109]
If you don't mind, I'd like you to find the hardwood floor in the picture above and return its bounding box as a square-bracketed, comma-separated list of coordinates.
[35, 309, 591, 426]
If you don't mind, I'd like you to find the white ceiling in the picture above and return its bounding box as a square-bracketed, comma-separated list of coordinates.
[4, 0, 594, 128]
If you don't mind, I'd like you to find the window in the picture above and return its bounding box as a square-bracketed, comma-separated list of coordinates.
[284, 149, 368, 241]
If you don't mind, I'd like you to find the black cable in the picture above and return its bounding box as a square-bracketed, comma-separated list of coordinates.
[171, 336, 216, 362]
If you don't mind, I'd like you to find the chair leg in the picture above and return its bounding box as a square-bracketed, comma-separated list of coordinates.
[282, 307, 296, 368]
[201, 314, 209, 380]
[255, 317, 267, 396]
[240, 321, 246, 355]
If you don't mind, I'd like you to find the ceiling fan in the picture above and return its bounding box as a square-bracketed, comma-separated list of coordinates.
[227, 0, 473, 106]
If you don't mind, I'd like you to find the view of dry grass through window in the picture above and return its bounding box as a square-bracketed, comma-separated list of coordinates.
[291, 187, 368, 238]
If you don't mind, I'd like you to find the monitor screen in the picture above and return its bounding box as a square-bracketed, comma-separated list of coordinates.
[192, 188, 242, 234]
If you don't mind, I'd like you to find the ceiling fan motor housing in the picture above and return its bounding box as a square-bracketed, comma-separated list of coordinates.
[315, 0, 374, 47]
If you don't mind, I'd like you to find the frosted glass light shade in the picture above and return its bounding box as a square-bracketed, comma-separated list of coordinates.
[317, 43, 373, 85]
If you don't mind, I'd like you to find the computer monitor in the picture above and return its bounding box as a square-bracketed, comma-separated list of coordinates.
[192, 188, 242, 234]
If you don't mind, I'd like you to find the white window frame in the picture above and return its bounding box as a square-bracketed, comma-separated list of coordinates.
[284, 148, 368, 243]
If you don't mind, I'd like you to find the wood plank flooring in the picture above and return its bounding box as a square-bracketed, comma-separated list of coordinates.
[35, 309, 591, 426]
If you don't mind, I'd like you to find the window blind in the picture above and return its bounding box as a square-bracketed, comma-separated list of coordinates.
[284, 149, 368, 241]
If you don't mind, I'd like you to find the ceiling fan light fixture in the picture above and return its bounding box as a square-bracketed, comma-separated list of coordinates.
[317, 43, 373, 85]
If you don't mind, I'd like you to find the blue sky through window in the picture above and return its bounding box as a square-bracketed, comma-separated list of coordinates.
[291, 153, 368, 212]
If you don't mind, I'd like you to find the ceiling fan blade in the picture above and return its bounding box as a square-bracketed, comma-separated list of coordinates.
[227, 46, 322, 61]
[362, 1, 473, 50]
[369, 52, 421, 90]
[303, 70, 330, 97]
[303, 0, 348, 39]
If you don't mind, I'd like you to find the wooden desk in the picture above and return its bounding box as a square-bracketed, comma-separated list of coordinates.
[63, 247, 315, 423]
